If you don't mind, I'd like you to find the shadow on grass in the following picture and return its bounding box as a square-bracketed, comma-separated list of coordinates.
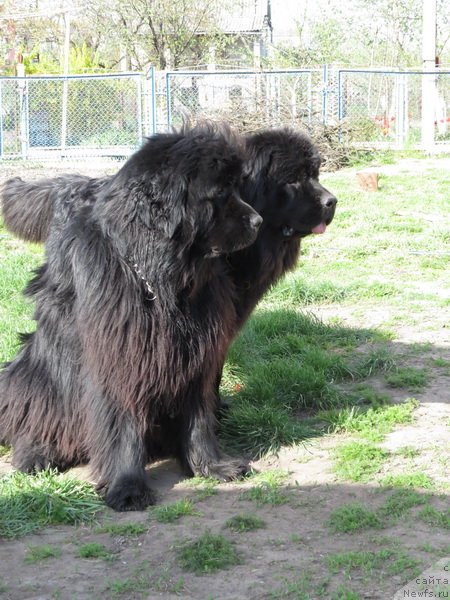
[219, 307, 445, 458]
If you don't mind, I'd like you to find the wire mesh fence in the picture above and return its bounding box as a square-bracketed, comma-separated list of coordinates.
[0, 67, 449, 160]
[335, 69, 450, 147]
[0, 73, 149, 159]
[161, 69, 322, 132]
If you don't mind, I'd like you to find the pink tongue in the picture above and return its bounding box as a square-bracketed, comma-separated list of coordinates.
[312, 222, 327, 234]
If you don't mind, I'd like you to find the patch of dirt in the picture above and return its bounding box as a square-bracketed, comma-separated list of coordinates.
[0, 160, 449, 600]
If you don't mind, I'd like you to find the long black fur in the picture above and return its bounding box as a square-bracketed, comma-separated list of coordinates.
[0, 123, 263, 511]
[0, 128, 337, 507]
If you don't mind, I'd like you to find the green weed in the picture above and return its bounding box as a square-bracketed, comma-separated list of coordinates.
[268, 574, 313, 599]
[332, 587, 362, 600]
[326, 548, 419, 579]
[418, 505, 450, 529]
[328, 503, 383, 533]
[334, 442, 389, 482]
[150, 498, 200, 523]
[318, 398, 417, 441]
[94, 522, 148, 536]
[24, 544, 62, 563]
[0, 470, 103, 538]
[176, 531, 239, 574]
[183, 476, 219, 500]
[239, 470, 291, 506]
[225, 514, 266, 533]
[378, 489, 428, 517]
[77, 542, 114, 560]
[381, 472, 435, 489]
[386, 367, 429, 391]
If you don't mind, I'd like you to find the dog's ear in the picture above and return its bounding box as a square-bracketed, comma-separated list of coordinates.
[135, 173, 188, 239]
[243, 145, 273, 179]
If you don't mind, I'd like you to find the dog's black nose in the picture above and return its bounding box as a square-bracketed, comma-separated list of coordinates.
[322, 194, 337, 209]
[245, 213, 263, 230]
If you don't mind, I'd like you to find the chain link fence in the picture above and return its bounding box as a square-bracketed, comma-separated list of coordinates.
[160, 69, 324, 132]
[1, 67, 449, 160]
[0, 73, 151, 159]
[335, 69, 450, 147]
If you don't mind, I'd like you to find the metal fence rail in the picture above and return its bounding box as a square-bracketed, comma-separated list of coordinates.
[1, 67, 449, 160]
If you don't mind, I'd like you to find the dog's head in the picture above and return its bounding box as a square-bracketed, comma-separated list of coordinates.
[243, 128, 337, 240]
[185, 131, 263, 257]
[105, 123, 262, 258]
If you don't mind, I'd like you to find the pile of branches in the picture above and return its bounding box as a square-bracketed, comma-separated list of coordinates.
[191, 107, 370, 171]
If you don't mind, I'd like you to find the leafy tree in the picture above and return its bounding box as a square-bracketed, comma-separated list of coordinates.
[83, 0, 229, 70]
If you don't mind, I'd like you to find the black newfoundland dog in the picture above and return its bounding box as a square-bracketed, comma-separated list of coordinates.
[0, 123, 263, 511]
[1, 127, 337, 510]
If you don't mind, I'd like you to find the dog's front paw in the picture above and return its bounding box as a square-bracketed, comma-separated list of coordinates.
[103, 472, 156, 511]
[196, 457, 250, 481]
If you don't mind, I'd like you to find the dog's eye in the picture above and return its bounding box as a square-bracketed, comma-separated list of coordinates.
[282, 226, 295, 237]
[213, 189, 230, 204]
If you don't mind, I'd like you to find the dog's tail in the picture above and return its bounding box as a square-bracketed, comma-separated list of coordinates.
[1, 176, 60, 243]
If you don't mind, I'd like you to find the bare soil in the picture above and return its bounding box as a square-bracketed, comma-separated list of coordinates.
[0, 159, 448, 600]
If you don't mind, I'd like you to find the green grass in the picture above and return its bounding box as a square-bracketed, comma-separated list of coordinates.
[0, 469, 104, 538]
[395, 446, 420, 458]
[385, 367, 429, 391]
[183, 476, 219, 500]
[334, 442, 390, 482]
[77, 542, 114, 560]
[328, 503, 383, 533]
[332, 587, 362, 600]
[94, 522, 148, 536]
[268, 574, 314, 599]
[378, 489, 428, 517]
[104, 560, 184, 597]
[239, 470, 291, 506]
[0, 245, 42, 362]
[106, 573, 151, 596]
[326, 548, 419, 579]
[219, 309, 397, 456]
[318, 397, 418, 441]
[24, 544, 62, 563]
[381, 472, 435, 489]
[175, 531, 240, 574]
[329, 489, 431, 534]
[150, 498, 200, 523]
[0, 445, 10, 458]
[418, 505, 450, 529]
[225, 514, 266, 533]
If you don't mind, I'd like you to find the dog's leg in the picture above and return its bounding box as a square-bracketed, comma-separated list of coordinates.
[85, 394, 156, 511]
[11, 437, 73, 473]
[179, 397, 249, 481]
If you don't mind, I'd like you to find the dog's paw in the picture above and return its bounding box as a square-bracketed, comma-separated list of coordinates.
[103, 472, 156, 512]
[11, 441, 57, 473]
[196, 457, 250, 482]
